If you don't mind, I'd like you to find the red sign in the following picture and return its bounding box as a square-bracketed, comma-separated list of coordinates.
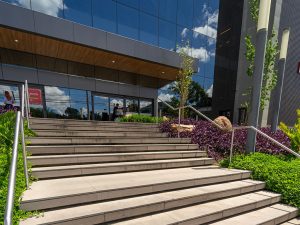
[28, 88, 42, 105]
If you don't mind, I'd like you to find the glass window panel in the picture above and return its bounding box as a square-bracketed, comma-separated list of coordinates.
[204, 78, 213, 91]
[63, 0, 92, 26]
[193, 0, 208, 30]
[177, 26, 193, 49]
[93, 95, 109, 121]
[28, 86, 44, 118]
[140, 12, 158, 46]
[206, 37, 216, 78]
[117, 0, 139, 9]
[207, 0, 219, 38]
[92, 0, 116, 33]
[159, 0, 177, 23]
[139, 100, 153, 115]
[140, 0, 158, 16]
[177, 0, 193, 28]
[192, 75, 205, 87]
[0, 83, 20, 114]
[31, 0, 64, 17]
[192, 31, 208, 76]
[159, 19, 176, 51]
[110, 97, 124, 120]
[68, 89, 88, 119]
[125, 99, 139, 115]
[45, 86, 70, 118]
[1, 0, 30, 9]
[117, 4, 139, 39]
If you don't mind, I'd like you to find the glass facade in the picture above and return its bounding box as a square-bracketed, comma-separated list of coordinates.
[1, 0, 219, 107]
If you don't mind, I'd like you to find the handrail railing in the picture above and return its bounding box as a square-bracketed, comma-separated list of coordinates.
[4, 82, 30, 225]
[157, 98, 300, 162]
[157, 97, 224, 137]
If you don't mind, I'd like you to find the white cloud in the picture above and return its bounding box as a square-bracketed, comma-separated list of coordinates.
[158, 93, 174, 102]
[206, 84, 213, 98]
[45, 86, 70, 115]
[194, 25, 217, 39]
[193, 7, 219, 39]
[177, 46, 210, 62]
[181, 28, 189, 38]
[18, 0, 65, 17]
[208, 10, 219, 28]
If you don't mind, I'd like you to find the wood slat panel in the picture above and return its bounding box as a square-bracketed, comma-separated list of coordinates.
[0, 26, 178, 80]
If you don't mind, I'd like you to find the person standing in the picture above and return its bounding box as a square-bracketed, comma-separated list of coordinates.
[3, 91, 15, 110]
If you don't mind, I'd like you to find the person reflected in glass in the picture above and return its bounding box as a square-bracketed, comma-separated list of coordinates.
[3, 91, 15, 110]
[112, 103, 119, 121]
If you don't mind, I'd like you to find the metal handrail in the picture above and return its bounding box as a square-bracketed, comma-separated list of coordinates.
[4, 83, 30, 225]
[157, 98, 300, 162]
[157, 98, 224, 137]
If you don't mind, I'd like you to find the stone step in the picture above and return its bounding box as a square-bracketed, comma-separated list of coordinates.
[21, 167, 250, 210]
[30, 118, 159, 127]
[33, 130, 168, 138]
[30, 124, 161, 132]
[210, 204, 298, 225]
[31, 158, 214, 179]
[20, 180, 265, 225]
[28, 151, 207, 167]
[110, 191, 281, 225]
[28, 137, 192, 145]
[27, 144, 200, 155]
[281, 217, 300, 225]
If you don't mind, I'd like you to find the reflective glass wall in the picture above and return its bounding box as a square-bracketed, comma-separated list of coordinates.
[2, 0, 219, 107]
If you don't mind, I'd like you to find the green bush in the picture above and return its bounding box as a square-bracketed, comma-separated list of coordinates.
[280, 109, 300, 153]
[119, 114, 163, 123]
[221, 153, 300, 208]
[0, 112, 35, 224]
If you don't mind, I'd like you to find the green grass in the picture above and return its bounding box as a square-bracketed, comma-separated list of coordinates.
[119, 114, 163, 123]
[221, 153, 300, 208]
[0, 112, 36, 225]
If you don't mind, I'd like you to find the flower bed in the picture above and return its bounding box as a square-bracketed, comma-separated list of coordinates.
[160, 119, 291, 161]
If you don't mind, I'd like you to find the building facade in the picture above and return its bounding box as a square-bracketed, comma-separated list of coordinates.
[231, 0, 299, 126]
[0, 0, 219, 120]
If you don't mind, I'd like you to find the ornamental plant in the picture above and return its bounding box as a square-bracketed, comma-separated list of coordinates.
[0, 112, 35, 224]
[279, 109, 300, 153]
[160, 119, 291, 161]
[221, 153, 300, 208]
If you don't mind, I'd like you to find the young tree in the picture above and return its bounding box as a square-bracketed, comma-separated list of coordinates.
[175, 41, 195, 119]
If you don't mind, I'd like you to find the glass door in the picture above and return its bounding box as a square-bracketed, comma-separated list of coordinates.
[92, 95, 109, 121]
[109, 97, 124, 121]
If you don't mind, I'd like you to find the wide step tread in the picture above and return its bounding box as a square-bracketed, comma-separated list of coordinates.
[28, 137, 191, 145]
[20, 180, 265, 225]
[21, 167, 250, 210]
[27, 144, 199, 155]
[31, 158, 214, 179]
[210, 204, 298, 225]
[28, 151, 207, 166]
[110, 191, 281, 225]
[34, 130, 168, 137]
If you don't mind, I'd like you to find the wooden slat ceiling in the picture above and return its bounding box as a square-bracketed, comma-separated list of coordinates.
[0, 26, 179, 81]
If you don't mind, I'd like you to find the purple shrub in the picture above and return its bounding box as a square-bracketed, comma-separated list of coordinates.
[160, 119, 291, 161]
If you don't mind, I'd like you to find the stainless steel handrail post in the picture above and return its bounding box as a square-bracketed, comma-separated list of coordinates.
[4, 112, 21, 225]
[229, 129, 235, 164]
[24, 80, 30, 129]
[21, 85, 29, 189]
[178, 108, 181, 138]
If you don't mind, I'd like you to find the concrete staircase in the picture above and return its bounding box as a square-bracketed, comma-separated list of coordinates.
[20, 118, 298, 225]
